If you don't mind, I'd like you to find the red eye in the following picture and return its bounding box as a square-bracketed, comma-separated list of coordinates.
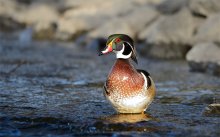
[115, 38, 121, 43]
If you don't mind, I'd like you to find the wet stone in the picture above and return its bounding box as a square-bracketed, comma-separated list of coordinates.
[0, 40, 220, 136]
[204, 104, 220, 116]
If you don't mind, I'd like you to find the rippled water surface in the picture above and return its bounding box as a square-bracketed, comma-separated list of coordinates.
[0, 41, 220, 137]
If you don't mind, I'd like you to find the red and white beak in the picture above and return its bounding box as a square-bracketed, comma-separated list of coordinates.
[99, 41, 113, 56]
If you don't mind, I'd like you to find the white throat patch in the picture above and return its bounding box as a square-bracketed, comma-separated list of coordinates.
[115, 43, 132, 59]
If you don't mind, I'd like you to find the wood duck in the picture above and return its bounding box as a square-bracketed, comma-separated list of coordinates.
[99, 34, 156, 114]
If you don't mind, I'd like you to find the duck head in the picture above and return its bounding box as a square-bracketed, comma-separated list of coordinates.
[99, 34, 138, 64]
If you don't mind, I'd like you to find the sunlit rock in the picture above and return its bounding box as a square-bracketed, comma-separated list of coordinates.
[186, 42, 220, 76]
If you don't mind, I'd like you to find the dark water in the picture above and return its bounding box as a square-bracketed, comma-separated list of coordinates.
[0, 40, 220, 137]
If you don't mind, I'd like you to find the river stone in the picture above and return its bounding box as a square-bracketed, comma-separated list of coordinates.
[13, 4, 59, 40]
[89, 19, 135, 39]
[0, 16, 25, 32]
[0, 0, 26, 31]
[189, 0, 220, 17]
[55, 18, 93, 41]
[62, 0, 135, 18]
[55, 0, 139, 40]
[156, 0, 189, 14]
[15, 4, 58, 25]
[61, 0, 164, 11]
[0, 0, 25, 17]
[186, 43, 220, 76]
[89, 6, 159, 39]
[138, 8, 199, 59]
[204, 104, 220, 116]
[194, 13, 220, 44]
[121, 6, 159, 34]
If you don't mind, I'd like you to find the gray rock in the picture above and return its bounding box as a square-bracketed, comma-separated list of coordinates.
[186, 42, 220, 76]
[189, 0, 220, 17]
[156, 0, 189, 14]
[55, 18, 92, 41]
[204, 104, 220, 116]
[120, 6, 159, 35]
[16, 4, 59, 39]
[89, 6, 159, 39]
[54, 0, 139, 40]
[0, 16, 25, 32]
[139, 8, 200, 59]
[63, 0, 136, 18]
[194, 13, 220, 44]
[88, 18, 135, 39]
[0, 0, 25, 18]
[0, 0, 27, 32]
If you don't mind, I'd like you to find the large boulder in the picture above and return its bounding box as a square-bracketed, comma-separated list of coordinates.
[0, 0, 26, 31]
[0, 16, 25, 32]
[156, 0, 189, 14]
[89, 6, 159, 39]
[0, 3, 59, 40]
[54, 18, 91, 41]
[138, 8, 201, 59]
[16, 4, 59, 39]
[54, 0, 138, 40]
[189, 0, 220, 17]
[194, 13, 220, 44]
[186, 43, 220, 76]
[16, 4, 59, 24]
[89, 19, 135, 39]
[0, 0, 25, 17]
[62, 0, 137, 22]
[120, 6, 159, 35]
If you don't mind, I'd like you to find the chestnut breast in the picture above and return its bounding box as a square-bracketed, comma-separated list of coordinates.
[106, 59, 144, 97]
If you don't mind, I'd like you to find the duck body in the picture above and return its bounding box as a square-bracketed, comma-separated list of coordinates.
[99, 34, 156, 114]
[104, 59, 155, 113]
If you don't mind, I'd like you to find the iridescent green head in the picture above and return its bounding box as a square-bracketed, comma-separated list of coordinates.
[99, 34, 138, 64]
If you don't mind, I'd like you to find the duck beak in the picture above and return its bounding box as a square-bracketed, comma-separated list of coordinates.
[99, 41, 113, 56]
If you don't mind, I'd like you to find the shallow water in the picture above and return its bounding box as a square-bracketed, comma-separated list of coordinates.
[0, 40, 220, 137]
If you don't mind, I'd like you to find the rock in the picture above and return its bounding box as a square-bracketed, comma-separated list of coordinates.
[54, 18, 90, 41]
[62, 6, 107, 29]
[139, 8, 199, 59]
[186, 43, 220, 76]
[89, 6, 159, 39]
[156, 0, 189, 14]
[57, 0, 140, 40]
[88, 19, 135, 39]
[61, 0, 159, 14]
[0, 0, 25, 17]
[204, 104, 220, 116]
[194, 13, 220, 44]
[122, 6, 159, 34]
[189, 0, 220, 17]
[12, 4, 59, 39]
[62, 0, 137, 21]
[0, 16, 25, 32]
[0, 0, 26, 31]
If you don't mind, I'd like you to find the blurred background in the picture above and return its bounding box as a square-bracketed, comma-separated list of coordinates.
[0, 0, 220, 75]
[0, 0, 220, 136]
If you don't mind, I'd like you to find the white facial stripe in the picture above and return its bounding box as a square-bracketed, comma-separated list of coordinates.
[116, 44, 132, 59]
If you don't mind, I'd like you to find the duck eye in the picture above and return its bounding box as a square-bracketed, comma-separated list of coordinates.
[115, 38, 121, 43]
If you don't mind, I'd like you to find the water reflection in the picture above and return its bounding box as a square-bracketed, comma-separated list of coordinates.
[102, 113, 155, 123]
